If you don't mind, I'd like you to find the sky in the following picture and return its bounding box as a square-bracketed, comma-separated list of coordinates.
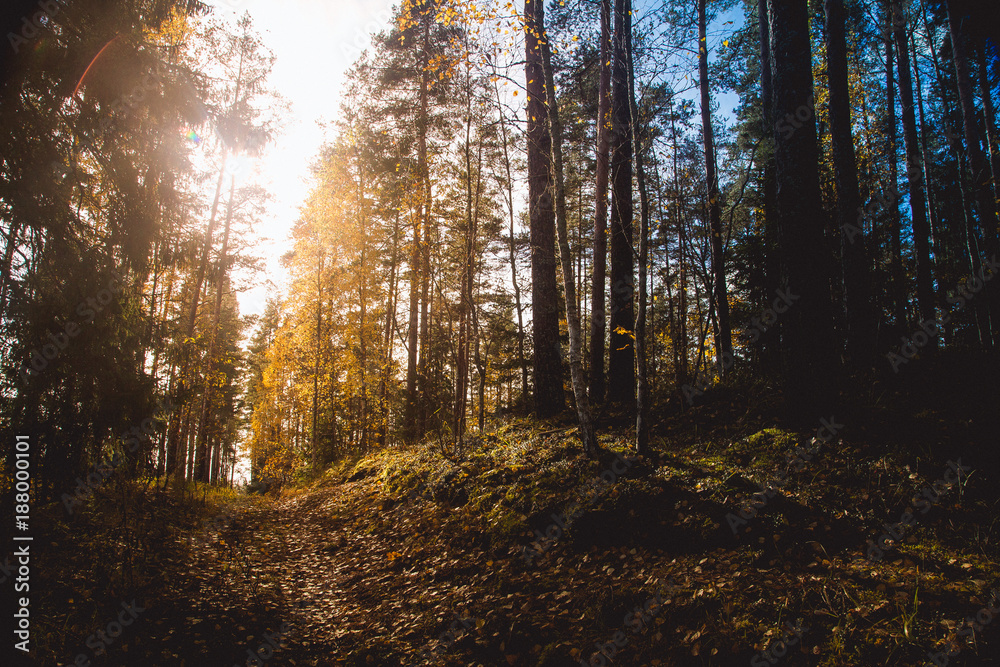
[207, 0, 398, 320]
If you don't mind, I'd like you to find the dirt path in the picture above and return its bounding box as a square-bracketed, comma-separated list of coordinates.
[180, 470, 732, 667]
[140, 447, 1000, 667]
[223, 476, 493, 666]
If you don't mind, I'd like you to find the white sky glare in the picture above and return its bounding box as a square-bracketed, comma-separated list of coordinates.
[207, 0, 398, 319]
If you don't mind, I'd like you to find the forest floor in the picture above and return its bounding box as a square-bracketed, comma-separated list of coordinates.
[26, 354, 1000, 666]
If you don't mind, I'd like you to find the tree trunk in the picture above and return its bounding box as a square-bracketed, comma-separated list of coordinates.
[417, 16, 434, 436]
[885, 5, 907, 332]
[0, 219, 21, 320]
[313, 252, 324, 468]
[670, 111, 689, 395]
[404, 20, 431, 442]
[699, 0, 732, 368]
[628, 28, 650, 454]
[404, 202, 421, 442]
[892, 0, 936, 334]
[947, 0, 999, 347]
[589, 0, 612, 405]
[379, 210, 399, 447]
[168, 160, 227, 489]
[526, 0, 565, 417]
[538, 5, 597, 455]
[768, 0, 837, 416]
[920, 0, 990, 345]
[758, 0, 781, 369]
[356, 152, 370, 452]
[977, 44, 1000, 242]
[607, 0, 635, 409]
[495, 84, 530, 413]
[187, 160, 227, 340]
[825, 0, 874, 363]
[194, 177, 236, 482]
[911, 29, 942, 302]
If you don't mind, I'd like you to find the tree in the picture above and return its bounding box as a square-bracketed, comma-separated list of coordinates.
[607, 0, 635, 409]
[380, 0, 463, 439]
[884, 4, 907, 332]
[698, 0, 732, 369]
[494, 83, 531, 413]
[758, 0, 782, 368]
[768, 0, 836, 415]
[629, 18, 651, 454]
[538, 1, 597, 455]
[589, 0, 612, 405]
[526, 0, 566, 417]
[825, 0, 874, 362]
[946, 0, 1000, 347]
[891, 0, 936, 337]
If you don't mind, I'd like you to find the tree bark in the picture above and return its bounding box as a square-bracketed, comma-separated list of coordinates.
[892, 0, 936, 334]
[671, 112, 689, 395]
[768, 0, 837, 416]
[312, 251, 324, 466]
[758, 0, 781, 368]
[911, 29, 942, 301]
[589, 0, 612, 405]
[607, 0, 635, 409]
[404, 18, 431, 442]
[920, 0, 990, 344]
[417, 17, 434, 437]
[538, 10, 597, 455]
[699, 0, 732, 368]
[526, 0, 565, 417]
[884, 4, 907, 333]
[378, 210, 398, 448]
[947, 0, 1000, 347]
[628, 27, 650, 454]
[977, 44, 1000, 238]
[825, 0, 874, 362]
[194, 178, 236, 482]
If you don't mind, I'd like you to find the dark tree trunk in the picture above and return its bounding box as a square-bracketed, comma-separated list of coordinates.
[404, 201, 421, 442]
[378, 211, 399, 447]
[892, 1, 936, 335]
[607, 0, 635, 409]
[417, 17, 435, 439]
[194, 176, 236, 483]
[404, 19, 431, 442]
[589, 0, 612, 405]
[699, 0, 732, 368]
[538, 10, 597, 454]
[313, 253, 323, 466]
[885, 6, 907, 332]
[920, 0, 990, 345]
[628, 28, 650, 454]
[911, 29, 942, 301]
[0, 219, 21, 320]
[758, 0, 781, 368]
[526, 0, 565, 417]
[977, 44, 1000, 237]
[947, 0, 1000, 346]
[671, 113, 689, 395]
[825, 0, 874, 362]
[768, 0, 837, 416]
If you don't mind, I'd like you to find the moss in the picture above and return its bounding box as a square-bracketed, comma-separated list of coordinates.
[728, 427, 801, 468]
